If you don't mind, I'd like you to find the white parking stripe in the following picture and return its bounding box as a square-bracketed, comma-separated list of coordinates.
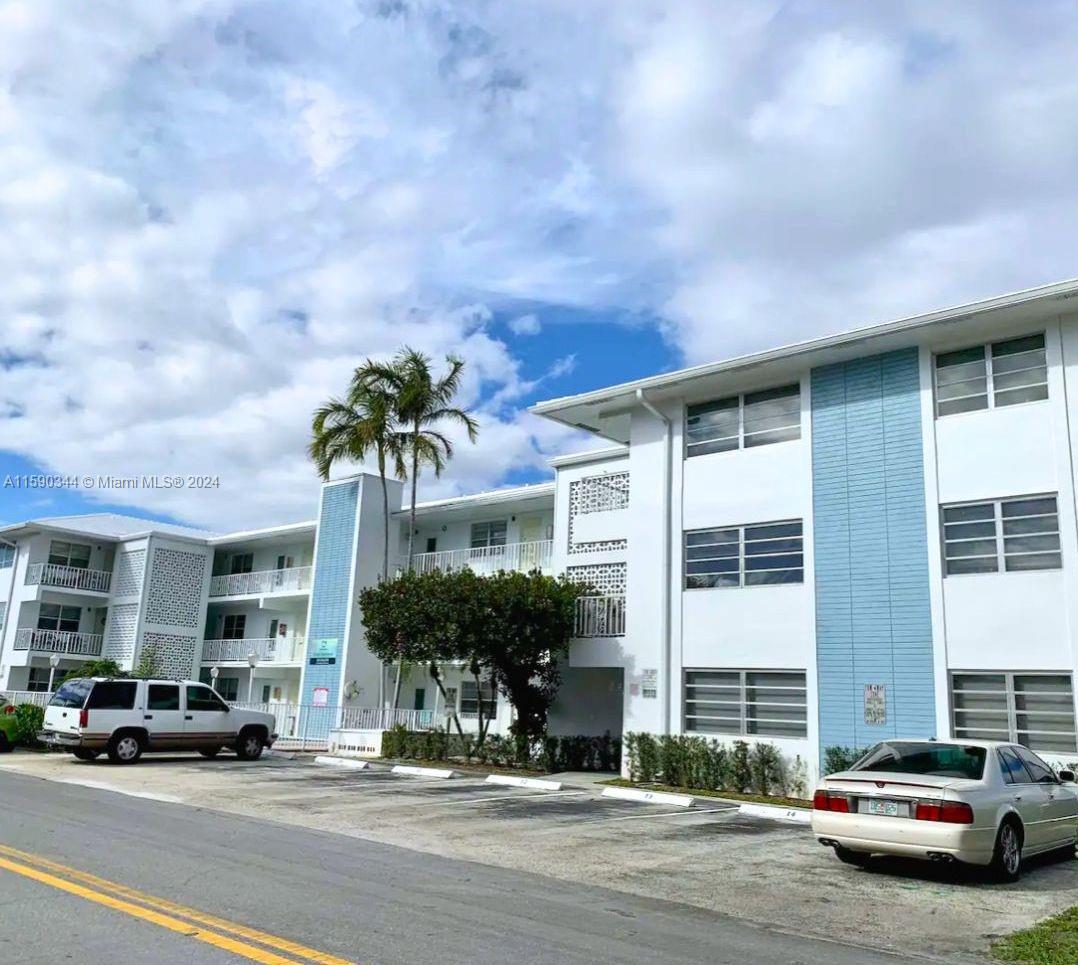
[533, 805, 739, 830]
[399, 790, 589, 807]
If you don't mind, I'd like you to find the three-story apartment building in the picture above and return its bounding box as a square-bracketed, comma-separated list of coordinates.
[3, 280, 1078, 778]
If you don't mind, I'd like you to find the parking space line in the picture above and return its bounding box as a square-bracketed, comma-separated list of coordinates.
[397, 790, 589, 808]
[533, 805, 740, 829]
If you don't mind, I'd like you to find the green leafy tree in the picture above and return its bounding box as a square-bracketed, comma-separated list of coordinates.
[60, 658, 124, 683]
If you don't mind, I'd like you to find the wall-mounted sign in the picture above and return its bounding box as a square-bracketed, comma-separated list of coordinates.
[864, 684, 887, 725]
[312, 687, 329, 707]
[309, 637, 339, 666]
[641, 668, 658, 700]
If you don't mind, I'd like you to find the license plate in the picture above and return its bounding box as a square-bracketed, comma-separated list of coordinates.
[867, 799, 900, 817]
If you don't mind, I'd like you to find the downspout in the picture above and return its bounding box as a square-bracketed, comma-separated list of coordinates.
[636, 389, 673, 734]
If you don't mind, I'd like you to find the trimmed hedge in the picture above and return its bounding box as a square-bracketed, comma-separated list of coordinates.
[381, 726, 621, 772]
[624, 733, 809, 798]
[10, 704, 44, 746]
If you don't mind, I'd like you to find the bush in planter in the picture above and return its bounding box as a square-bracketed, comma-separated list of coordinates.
[12, 704, 44, 747]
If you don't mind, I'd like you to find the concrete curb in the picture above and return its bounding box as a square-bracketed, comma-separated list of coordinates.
[391, 764, 457, 779]
[738, 802, 812, 824]
[485, 774, 563, 791]
[601, 786, 694, 808]
[314, 756, 371, 770]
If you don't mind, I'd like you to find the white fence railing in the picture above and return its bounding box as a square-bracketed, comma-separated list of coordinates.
[14, 628, 104, 656]
[337, 707, 435, 731]
[574, 595, 626, 638]
[209, 566, 313, 598]
[409, 540, 553, 576]
[4, 690, 53, 708]
[224, 702, 437, 750]
[201, 637, 306, 664]
[25, 562, 111, 594]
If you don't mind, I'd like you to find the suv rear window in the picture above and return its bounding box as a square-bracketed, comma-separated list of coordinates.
[86, 681, 138, 710]
[852, 742, 986, 780]
[49, 678, 94, 709]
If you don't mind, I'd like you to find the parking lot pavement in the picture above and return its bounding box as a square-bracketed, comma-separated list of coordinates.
[3, 752, 1074, 961]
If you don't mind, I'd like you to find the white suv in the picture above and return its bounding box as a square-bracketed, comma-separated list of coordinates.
[40, 677, 277, 765]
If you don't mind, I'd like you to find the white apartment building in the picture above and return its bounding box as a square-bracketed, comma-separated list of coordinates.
[3, 280, 1078, 779]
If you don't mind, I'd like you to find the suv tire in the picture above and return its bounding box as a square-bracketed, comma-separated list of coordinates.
[73, 748, 99, 761]
[235, 729, 265, 761]
[107, 731, 144, 765]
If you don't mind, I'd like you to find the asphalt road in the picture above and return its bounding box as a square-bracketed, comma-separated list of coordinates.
[0, 770, 945, 965]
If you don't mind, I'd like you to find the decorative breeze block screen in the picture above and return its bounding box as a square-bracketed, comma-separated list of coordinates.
[113, 549, 146, 597]
[103, 604, 138, 662]
[140, 632, 198, 680]
[566, 562, 627, 595]
[145, 547, 206, 628]
[567, 472, 630, 554]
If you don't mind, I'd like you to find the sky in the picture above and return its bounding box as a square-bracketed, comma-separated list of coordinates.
[2, 1, 1078, 532]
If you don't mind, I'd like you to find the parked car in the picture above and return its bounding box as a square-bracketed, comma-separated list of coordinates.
[0, 694, 18, 752]
[812, 739, 1078, 881]
[39, 677, 277, 765]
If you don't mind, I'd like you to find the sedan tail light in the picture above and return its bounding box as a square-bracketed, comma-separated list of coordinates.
[812, 790, 850, 813]
[914, 800, 974, 824]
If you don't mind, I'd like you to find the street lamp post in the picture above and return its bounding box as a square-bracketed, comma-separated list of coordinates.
[246, 651, 258, 703]
[47, 653, 60, 693]
[209, 666, 219, 693]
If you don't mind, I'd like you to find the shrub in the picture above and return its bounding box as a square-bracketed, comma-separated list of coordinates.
[749, 742, 783, 795]
[823, 745, 865, 775]
[730, 740, 752, 792]
[11, 704, 44, 746]
[380, 728, 620, 771]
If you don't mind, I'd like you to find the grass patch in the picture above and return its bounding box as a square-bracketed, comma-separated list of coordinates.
[993, 906, 1078, 964]
[600, 777, 811, 809]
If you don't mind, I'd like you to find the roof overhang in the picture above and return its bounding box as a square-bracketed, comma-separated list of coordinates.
[396, 482, 555, 522]
[530, 277, 1078, 442]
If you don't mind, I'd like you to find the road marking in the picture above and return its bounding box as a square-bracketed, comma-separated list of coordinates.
[0, 845, 353, 965]
[534, 805, 740, 829]
[399, 790, 589, 807]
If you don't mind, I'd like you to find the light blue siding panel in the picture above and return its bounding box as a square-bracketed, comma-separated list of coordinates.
[811, 348, 936, 756]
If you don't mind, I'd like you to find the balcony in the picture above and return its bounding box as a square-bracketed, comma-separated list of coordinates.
[208, 566, 313, 598]
[25, 562, 111, 594]
[14, 628, 104, 657]
[574, 595, 625, 638]
[201, 636, 306, 665]
[409, 540, 553, 576]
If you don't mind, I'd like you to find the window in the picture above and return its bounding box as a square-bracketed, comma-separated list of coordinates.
[147, 684, 180, 711]
[229, 553, 253, 575]
[852, 742, 986, 780]
[934, 333, 1048, 417]
[49, 678, 93, 708]
[215, 677, 239, 702]
[37, 603, 81, 633]
[997, 747, 1028, 785]
[426, 537, 438, 553]
[86, 681, 138, 710]
[27, 667, 53, 693]
[221, 614, 246, 640]
[470, 521, 507, 550]
[686, 384, 800, 457]
[0, 545, 13, 568]
[460, 679, 497, 718]
[186, 685, 229, 712]
[683, 670, 807, 738]
[48, 540, 91, 569]
[942, 495, 1061, 575]
[951, 672, 1077, 754]
[275, 555, 293, 570]
[1013, 745, 1058, 784]
[684, 520, 803, 588]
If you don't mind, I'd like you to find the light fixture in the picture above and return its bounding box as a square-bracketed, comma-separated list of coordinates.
[47, 653, 61, 692]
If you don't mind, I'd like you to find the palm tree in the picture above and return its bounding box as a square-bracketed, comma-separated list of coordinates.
[309, 366, 400, 583]
[391, 347, 479, 572]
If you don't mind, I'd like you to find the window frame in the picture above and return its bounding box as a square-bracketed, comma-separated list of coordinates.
[459, 679, 497, 719]
[682, 668, 808, 739]
[48, 540, 92, 569]
[933, 332, 1048, 418]
[685, 383, 802, 459]
[229, 553, 253, 575]
[185, 684, 230, 713]
[940, 494, 1061, 576]
[470, 520, 508, 550]
[37, 602, 81, 633]
[221, 614, 247, 640]
[684, 519, 804, 590]
[950, 671, 1078, 754]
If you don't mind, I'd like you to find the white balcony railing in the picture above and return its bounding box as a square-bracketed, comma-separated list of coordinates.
[208, 566, 313, 598]
[14, 628, 104, 656]
[336, 707, 436, 731]
[201, 637, 306, 665]
[25, 562, 111, 594]
[409, 540, 553, 576]
[4, 690, 54, 708]
[574, 595, 626, 638]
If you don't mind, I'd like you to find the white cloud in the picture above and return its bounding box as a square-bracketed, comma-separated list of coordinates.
[3, 1, 1078, 530]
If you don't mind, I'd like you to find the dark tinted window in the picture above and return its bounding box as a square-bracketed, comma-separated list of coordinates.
[186, 685, 228, 712]
[147, 685, 180, 711]
[998, 747, 1030, 785]
[1014, 745, 1057, 784]
[49, 678, 93, 709]
[86, 681, 138, 710]
[852, 742, 986, 780]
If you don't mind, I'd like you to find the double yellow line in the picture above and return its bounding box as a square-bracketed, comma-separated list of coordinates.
[0, 844, 354, 964]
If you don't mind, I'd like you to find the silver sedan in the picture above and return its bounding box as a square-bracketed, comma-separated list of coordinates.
[811, 739, 1077, 881]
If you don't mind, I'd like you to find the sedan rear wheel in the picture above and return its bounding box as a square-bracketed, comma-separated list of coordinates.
[991, 821, 1022, 882]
